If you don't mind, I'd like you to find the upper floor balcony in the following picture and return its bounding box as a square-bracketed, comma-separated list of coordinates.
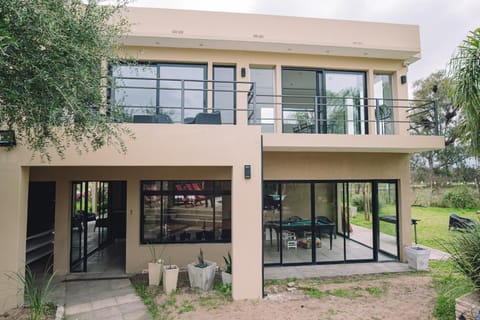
[108, 72, 444, 153]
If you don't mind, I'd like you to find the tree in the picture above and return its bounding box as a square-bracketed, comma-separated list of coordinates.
[410, 71, 468, 202]
[449, 28, 480, 156]
[0, 0, 130, 159]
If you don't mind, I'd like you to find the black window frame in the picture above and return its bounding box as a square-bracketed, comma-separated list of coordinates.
[109, 62, 208, 122]
[140, 180, 232, 244]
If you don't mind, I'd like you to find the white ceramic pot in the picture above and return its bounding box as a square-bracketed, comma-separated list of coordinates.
[162, 265, 179, 294]
[148, 262, 162, 286]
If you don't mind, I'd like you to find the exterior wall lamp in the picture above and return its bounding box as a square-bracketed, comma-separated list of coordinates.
[0, 130, 16, 147]
[244, 165, 251, 179]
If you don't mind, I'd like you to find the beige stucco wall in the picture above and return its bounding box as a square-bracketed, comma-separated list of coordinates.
[0, 165, 29, 312]
[122, 7, 420, 63]
[0, 125, 263, 311]
[263, 151, 412, 259]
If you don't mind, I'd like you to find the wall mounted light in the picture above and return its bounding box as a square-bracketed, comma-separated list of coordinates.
[0, 130, 16, 147]
[244, 165, 251, 179]
[400, 75, 407, 84]
[241, 67, 246, 78]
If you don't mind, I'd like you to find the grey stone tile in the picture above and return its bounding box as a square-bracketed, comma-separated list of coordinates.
[117, 301, 147, 314]
[65, 302, 93, 315]
[91, 297, 118, 310]
[116, 293, 142, 304]
[123, 309, 152, 320]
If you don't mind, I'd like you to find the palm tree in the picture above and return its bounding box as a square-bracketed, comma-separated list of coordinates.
[448, 28, 480, 155]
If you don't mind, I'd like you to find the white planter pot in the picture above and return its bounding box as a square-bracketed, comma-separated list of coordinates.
[221, 271, 232, 285]
[162, 265, 179, 294]
[148, 262, 162, 286]
[187, 260, 217, 291]
[404, 246, 430, 270]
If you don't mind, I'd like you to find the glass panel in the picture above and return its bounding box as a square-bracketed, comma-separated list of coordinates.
[282, 69, 317, 133]
[281, 183, 311, 264]
[324, 72, 367, 134]
[374, 74, 394, 135]
[141, 180, 231, 243]
[251, 68, 275, 132]
[214, 66, 235, 125]
[378, 182, 399, 260]
[112, 65, 157, 122]
[263, 183, 281, 264]
[159, 65, 206, 122]
[347, 182, 374, 261]
[314, 183, 341, 263]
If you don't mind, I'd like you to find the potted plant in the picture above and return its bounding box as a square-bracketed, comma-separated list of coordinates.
[148, 245, 164, 286]
[162, 263, 179, 294]
[221, 252, 232, 285]
[187, 248, 217, 291]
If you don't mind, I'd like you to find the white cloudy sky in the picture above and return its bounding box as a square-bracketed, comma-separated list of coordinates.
[127, 0, 479, 89]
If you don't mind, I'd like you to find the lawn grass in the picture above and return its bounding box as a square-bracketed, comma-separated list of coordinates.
[430, 260, 473, 320]
[411, 207, 478, 250]
[350, 206, 478, 251]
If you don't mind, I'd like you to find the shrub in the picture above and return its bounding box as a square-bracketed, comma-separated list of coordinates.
[442, 185, 478, 209]
[8, 265, 56, 320]
[442, 221, 480, 291]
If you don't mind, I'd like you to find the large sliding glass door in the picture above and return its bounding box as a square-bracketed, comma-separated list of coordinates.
[264, 180, 399, 265]
[281, 68, 367, 134]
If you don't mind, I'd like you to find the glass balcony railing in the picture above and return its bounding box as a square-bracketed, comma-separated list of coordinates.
[106, 76, 439, 136]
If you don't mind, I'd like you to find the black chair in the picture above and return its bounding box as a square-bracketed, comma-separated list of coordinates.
[185, 111, 222, 124]
[449, 213, 476, 231]
[133, 115, 154, 123]
[154, 113, 173, 123]
[133, 113, 173, 123]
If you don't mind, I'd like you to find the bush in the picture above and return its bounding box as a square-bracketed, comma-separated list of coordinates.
[442, 222, 480, 291]
[442, 185, 478, 209]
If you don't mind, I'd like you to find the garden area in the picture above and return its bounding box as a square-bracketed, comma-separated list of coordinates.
[129, 185, 480, 320]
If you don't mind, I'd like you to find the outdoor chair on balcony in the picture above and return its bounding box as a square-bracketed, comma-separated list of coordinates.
[184, 111, 222, 125]
[133, 113, 173, 123]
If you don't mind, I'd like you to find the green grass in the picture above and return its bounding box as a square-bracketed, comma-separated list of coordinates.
[430, 260, 473, 320]
[411, 207, 477, 250]
[351, 206, 478, 251]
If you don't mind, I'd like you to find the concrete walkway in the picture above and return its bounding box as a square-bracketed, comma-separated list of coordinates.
[265, 245, 450, 280]
[49, 277, 150, 320]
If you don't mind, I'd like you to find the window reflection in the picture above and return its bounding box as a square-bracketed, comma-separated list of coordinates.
[141, 180, 231, 243]
[111, 64, 206, 123]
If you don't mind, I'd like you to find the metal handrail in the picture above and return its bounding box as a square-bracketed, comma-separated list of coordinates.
[108, 76, 439, 135]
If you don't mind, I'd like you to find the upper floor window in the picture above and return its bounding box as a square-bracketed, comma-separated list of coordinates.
[281, 68, 367, 135]
[374, 74, 394, 135]
[111, 63, 207, 123]
[141, 180, 231, 244]
[250, 68, 275, 132]
[213, 66, 236, 124]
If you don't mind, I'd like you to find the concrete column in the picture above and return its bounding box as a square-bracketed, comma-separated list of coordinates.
[53, 179, 71, 275]
[125, 178, 140, 274]
[0, 165, 29, 313]
[231, 163, 262, 300]
[398, 154, 412, 261]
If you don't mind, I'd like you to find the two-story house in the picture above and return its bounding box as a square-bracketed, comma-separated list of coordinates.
[0, 7, 444, 312]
